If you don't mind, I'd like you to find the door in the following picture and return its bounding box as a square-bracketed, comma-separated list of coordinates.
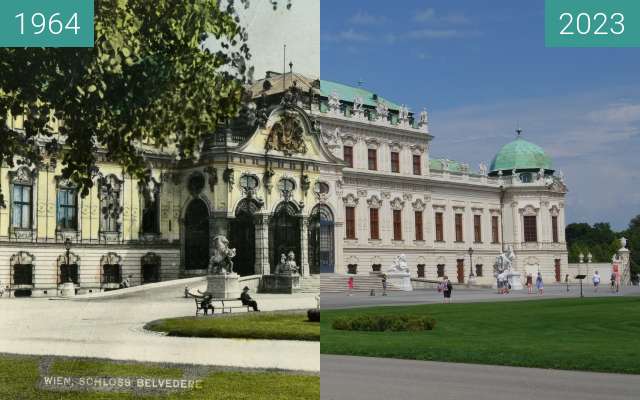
[229, 210, 256, 276]
[554, 259, 561, 282]
[309, 205, 335, 274]
[456, 259, 465, 283]
[184, 199, 210, 270]
[269, 202, 301, 272]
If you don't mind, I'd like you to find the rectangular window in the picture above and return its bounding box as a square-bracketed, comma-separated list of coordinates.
[435, 212, 444, 242]
[393, 209, 402, 240]
[57, 188, 77, 230]
[476, 264, 483, 277]
[343, 145, 353, 168]
[345, 206, 356, 239]
[369, 208, 380, 240]
[368, 149, 377, 171]
[474, 214, 482, 243]
[415, 211, 423, 241]
[142, 195, 160, 235]
[413, 154, 421, 175]
[455, 213, 463, 242]
[523, 215, 538, 242]
[492, 215, 500, 243]
[437, 264, 445, 278]
[390, 151, 400, 173]
[552, 215, 559, 243]
[11, 184, 32, 228]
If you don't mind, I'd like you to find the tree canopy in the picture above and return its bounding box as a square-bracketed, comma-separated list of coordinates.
[0, 0, 291, 199]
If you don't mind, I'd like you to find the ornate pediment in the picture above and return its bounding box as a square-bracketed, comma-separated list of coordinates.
[265, 109, 307, 156]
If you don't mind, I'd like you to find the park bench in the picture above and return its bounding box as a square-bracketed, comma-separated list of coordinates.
[194, 297, 252, 316]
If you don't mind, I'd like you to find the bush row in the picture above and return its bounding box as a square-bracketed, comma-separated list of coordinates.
[332, 314, 436, 332]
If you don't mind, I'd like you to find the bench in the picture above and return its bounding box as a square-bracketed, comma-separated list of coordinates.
[194, 297, 252, 316]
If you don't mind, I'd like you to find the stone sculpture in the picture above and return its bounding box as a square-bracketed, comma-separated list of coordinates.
[209, 235, 237, 275]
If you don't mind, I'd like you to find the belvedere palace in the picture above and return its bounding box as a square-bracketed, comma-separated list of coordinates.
[0, 72, 568, 296]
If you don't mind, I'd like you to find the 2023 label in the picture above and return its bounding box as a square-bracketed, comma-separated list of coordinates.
[546, 0, 640, 47]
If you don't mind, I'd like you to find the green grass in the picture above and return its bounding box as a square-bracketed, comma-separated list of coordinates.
[321, 297, 640, 374]
[0, 355, 319, 400]
[50, 359, 183, 379]
[145, 311, 320, 341]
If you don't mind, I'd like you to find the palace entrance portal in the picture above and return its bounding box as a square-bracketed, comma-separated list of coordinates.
[229, 199, 258, 276]
[269, 202, 301, 272]
[184, 198, 210, 270]
[309, 205, 334, 274]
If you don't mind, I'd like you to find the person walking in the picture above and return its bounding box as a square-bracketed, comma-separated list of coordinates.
[610, 272, 616, 292]
[592, 271, 600, 292]
[526, 273, 533, 294]
[565, 274, 570, 292]
[535, 272, 544, 296]
[0, 280, 4, 297]
[347, 276, 354, 296]
[381, 274, 388, 296]
[442, 276, 453, 303]
[615, 269, 621, 293]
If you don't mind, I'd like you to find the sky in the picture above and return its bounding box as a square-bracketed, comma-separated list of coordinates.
[320, 0, 640, 231]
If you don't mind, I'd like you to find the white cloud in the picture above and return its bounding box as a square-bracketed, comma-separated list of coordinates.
[414, 8, 469, 24]
[407, 29, 466, 39]
[322, 29, 370, 43]
[349, 11, 387, 25]
[414, 8, 436, 22]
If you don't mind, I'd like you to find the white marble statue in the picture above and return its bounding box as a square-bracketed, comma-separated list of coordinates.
[353, 95, 363, 111]
[479, 162, 488, 176]
[275, 251, 300, 275]
[419, 108, 428, 126]
[209, 235, 236, 275]
[376, 100, 389, 120]
[399, 105, 410, 122]
[493, 246, 522, 290]
[388, 254, 410, 274]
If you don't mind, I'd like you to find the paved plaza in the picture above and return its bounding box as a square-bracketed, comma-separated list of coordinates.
[321, 283, 640, 309]
[321, 355, 640, 400]
[0, 279, 319, 372]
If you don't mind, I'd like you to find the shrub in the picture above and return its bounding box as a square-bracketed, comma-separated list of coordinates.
[332, 314, 436, 332]
[307, 308, 320, 322]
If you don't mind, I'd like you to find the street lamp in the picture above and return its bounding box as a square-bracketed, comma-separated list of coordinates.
[467, 247, 476, 286]
[64, 238, 72, 283]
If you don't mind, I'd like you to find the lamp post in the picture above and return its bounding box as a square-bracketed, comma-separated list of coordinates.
[467, 247, 476, 286]
[64, 238, 72, 283]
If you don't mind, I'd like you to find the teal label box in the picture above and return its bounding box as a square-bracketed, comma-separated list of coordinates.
[0, 1, 94, 47]
[546, 0, 640, 47]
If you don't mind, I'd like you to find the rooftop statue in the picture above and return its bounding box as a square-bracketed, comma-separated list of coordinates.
[209, 235, 236, 275]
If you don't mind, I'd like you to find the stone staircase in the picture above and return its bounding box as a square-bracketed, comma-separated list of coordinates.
[299, 275, 320, 293]
[320, 273, 396, 293]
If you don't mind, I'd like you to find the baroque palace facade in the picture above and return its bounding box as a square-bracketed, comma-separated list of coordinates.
[0, 72, 568, 296]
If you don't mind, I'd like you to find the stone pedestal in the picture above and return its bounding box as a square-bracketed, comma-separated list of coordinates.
[386, 272, 413, 291]
[60, 282, 76, 297]
[206, 273, 240, 299]
[508, 272, 523, 290]
[260, 274, 300, 294]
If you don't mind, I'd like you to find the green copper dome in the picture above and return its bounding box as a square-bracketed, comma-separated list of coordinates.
[489, 136, 553, 174]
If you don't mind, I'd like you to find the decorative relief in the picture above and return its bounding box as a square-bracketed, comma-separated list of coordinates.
[403, 193, 413, 201]
[357, 189, 368, 198]
[412, 199, 426, 211]
[390, 197, 405, 210]
[381, 191, 391, 200]
[343, 193, 359, 207]
[265, 110, 307, 156]
[520, 205, 539, 216]
[367, 195, 382, 209]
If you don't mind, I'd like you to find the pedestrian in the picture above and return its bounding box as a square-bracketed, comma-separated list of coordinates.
[347, 276, 354, 296]
[565, 273, 570, 292]
[610, 272, 616, 292]
[592, 271, 600, 292]
[526, 273, 533, 294]
[381, 274, 388, 296]
[442, 275, 452, 303]
[0, 280, 4, 297]
[615, 270, 621, 293]
[200, 294, 214, 315]
[535, 272, 544, 296]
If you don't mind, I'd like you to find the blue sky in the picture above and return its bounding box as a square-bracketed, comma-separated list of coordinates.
[321, 0, 640, 230]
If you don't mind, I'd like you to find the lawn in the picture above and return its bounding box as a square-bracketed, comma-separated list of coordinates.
[321, 297, 640, 374]
[145, 311, 320, 341]
[0, 354, 319, 400]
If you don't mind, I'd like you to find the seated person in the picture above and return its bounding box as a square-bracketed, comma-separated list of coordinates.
[240, 286, 260, 311]
[200, 294, 214, 315]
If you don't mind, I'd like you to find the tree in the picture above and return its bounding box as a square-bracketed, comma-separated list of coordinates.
[0, 0, 293, 199]
[566, 222, 618, 263]
[623, 215, 640, 281]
